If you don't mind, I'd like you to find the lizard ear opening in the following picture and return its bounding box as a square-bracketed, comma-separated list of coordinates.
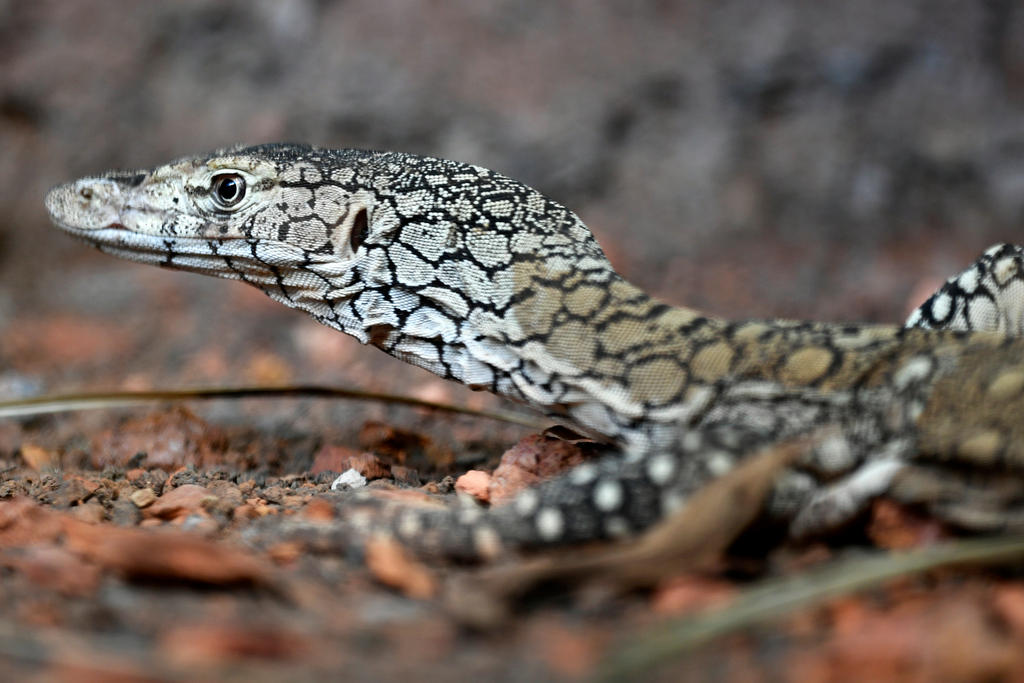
[350, 207, 369, 252]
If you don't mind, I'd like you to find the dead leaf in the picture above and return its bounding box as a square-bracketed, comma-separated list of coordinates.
[310, 446, 390, 478]
[993, 584, 1024, 639]
[90, 407, 228, 470]
[62, 517, 275, 586]
[301, 497, 336, 522]
[144, 484, 213, 521]
[68, 501, 105, 524]
[0, 545, 101, 596]
[20, 443, 58, 470]
[0, 498, 64, 547]
[529, 617, 603, 678]
[651, 575, 736, 616]
[160, 623, 311, 665]
[365, 534, 438, 599]
[446, 434, 809, 626]
[488, 434, 591, 503]
[868, 499, 947, 550]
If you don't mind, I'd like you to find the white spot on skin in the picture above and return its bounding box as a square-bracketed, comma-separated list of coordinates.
[301, 165, 322, 184]
[892, 355, 934, 391]
[473, 526, 502, 559]
[812, 434, 855, 474]
[593, 479, 623, 512]
[347, 509, 373, 533]
[958, 267, 979, 294]
[519, 361, 552, 387]
[790, 460, 905, 537]
[568, 463, 598, 486]
[458, 506, 482, 525]
[715, 429, 742, 450]
[706, 451, 734, 476]
[536, 507, 564, 542]
[645, 454, 676, 485]
[397, 511, 423, 538]
[514, 489, 539, 516]
[930, 293, 952, 321]
[357, 247, 393, 286]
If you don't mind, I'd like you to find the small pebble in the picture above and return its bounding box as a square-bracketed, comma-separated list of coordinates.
[331, 468, 367, 491]
[130, 488, 157, 508]
[455, 470, 492, 503]
[69, 501, 105, 524]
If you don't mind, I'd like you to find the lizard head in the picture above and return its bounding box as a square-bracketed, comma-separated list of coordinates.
[46, 143, 611, 380]
[44, 143, 376, 281]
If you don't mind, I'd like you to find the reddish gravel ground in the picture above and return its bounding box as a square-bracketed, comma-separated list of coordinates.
[0, 254, 1022, 682]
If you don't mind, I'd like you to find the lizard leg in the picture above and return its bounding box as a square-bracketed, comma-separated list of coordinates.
[893, 245, 1024, 529]
[889, 463, 1024, 532]
[906, 243, 1024, 335]
[792, 245, 1024, 537]
[321, 427, 826, 560]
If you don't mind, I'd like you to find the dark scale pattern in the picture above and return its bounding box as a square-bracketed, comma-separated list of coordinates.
[44, 143, 1024, 559]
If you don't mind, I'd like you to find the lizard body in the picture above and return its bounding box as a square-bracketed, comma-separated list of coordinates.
[45, 144, 1024, 558]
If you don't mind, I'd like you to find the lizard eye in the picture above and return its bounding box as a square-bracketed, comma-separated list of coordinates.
[211, 173, 246, 208]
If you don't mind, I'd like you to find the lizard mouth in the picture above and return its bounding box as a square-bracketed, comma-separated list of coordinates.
[57, 225, 225, 268]
[56, 220, 324, 284]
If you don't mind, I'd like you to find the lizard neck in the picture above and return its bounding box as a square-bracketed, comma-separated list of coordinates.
[334, 254, 717, 448]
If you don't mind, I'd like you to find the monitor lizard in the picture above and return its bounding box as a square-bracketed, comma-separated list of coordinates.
[45, 144, 1024, 559]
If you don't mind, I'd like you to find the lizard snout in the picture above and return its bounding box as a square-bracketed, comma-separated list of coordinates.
[45, 178, 124, 232]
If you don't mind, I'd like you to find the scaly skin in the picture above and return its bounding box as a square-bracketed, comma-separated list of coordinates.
[45, 144, 1024, 559]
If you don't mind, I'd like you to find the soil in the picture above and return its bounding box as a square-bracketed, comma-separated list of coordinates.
[1, 267, 1024, 682]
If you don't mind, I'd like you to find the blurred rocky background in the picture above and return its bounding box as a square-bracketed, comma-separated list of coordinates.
[2, 0, 1023, 399]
